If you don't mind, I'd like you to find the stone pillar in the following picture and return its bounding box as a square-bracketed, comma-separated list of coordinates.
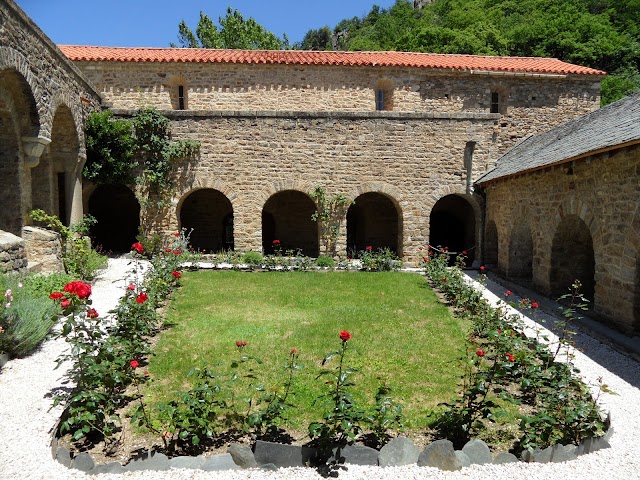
[21, 136, 51, 228]
[66, 154, 86, 225]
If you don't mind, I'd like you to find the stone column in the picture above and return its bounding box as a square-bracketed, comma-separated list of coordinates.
[66, 154, 86, 225]
[21, 136, 51, 228]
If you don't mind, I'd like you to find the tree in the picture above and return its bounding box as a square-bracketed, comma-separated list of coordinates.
[173, 7, 286, 50]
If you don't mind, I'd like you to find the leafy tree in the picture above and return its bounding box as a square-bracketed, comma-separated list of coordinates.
[84, 111, 135, 185]
[173, 7, 286, 50]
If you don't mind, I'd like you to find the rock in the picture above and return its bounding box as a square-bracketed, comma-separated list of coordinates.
[90, 462, 125, 474]
[535, 446, 553, 463]
[417, 439, 463, 471]
[604, 425, 614, 443]
[260, 463, 279, 471]
[55, 446, 71, 467]
[455, 450, 471, 468]
[169, 456, 205, 469]
[378, 437, 420, 467]
[200, 453, 241, 471]
[253, 440, 304, 468]
[71, 452, 95, 472]
[228, 443, 258, 468]
[126, 451, 169, 471]
[550, 444, 578, 463]
[493, 452, 519, 464]
[461, 439, 492, 464]
[336, 444, 379, 465]
[521, 448, 541, 463]
[577, 436, 611, 455]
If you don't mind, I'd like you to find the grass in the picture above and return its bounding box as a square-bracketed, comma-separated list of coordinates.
[145, 270, 470, 430]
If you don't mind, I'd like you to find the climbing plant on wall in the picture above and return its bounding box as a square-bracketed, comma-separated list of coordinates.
[84, 108, 200, 251]
[309, 186, 352, 257]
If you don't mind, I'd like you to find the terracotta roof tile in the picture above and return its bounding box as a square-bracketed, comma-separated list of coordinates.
[58, 45, 606, 76]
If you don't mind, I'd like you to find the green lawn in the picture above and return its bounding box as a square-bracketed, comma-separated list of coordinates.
[145, 270, 469, 429]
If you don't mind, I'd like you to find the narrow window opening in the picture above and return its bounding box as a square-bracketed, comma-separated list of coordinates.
[376, 89, 385, 111]
[178, 85, 185, 110]
[490, 91, 500, 113]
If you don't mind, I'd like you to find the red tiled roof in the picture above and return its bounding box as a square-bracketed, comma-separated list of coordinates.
[58, 45, 606, 76]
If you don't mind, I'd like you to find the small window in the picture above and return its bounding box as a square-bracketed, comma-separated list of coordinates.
[490, 91, 500, 113]
[376, 89, 385, 111]
[178, 85, 185, 110]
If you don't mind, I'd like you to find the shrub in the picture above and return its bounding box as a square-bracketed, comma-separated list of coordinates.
[64, 237, 108, 281]
[359, 247, 400, 271]
[242, 251, 264, 269]
[315, 255, 335, 268]
[0, 276, 57, 357]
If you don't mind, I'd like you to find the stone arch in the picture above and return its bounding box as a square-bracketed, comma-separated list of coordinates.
[178, 188, 234, 253]
[48, 90, 86, 158]
[428, 186, 481, 263]
[375, 78, 394, 111]
[261, 190, 318, 256]
[346, 191, 402, 257]
[88, 184, 140, 253]
[254, 179, 316, 210]
[550, 214, 595, 301]
[508, 222, 533, 284]
[0, 47, 43, 138]
[484, 219, 499, 266]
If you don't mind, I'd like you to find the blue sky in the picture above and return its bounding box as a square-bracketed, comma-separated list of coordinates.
[15, 1, 397, 47]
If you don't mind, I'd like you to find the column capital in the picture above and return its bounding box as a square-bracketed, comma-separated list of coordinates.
[21, 136, 51, 168]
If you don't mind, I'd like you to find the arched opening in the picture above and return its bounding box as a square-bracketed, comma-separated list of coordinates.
[375, 79, 394, 111]
[485, 220, 498, 266]
[346, 192, 400, 256]
[0, 68, 39, 234]
[180, 189, 234, 253]
[35, 105, 79, 225]
[550, 215, 595, 301]
[508, 223, 533, 284]
[88, 184, 140, 253]
[262, 190, 318, 256]
[429, 194, 476, 262]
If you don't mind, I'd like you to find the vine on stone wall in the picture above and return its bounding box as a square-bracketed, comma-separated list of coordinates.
[309, 186, 352, 257]
[84, 108, 200, 250]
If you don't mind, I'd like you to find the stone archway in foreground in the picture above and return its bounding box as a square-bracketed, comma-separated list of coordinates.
[179, 188, 234, 253]
[346, 192, 401, 257]
[262, 190, 318, 256]
[88, 184, 140, 253]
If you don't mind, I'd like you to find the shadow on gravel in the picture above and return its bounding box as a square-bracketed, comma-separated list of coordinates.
[464, 271, 640, 390]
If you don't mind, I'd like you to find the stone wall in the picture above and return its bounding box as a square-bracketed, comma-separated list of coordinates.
[482, 144, 640, 335]
[105, 109, 500, 264]
[21, 226, 64, 273]
[75, 59, 600, 157]
[0, 230, 27, 273]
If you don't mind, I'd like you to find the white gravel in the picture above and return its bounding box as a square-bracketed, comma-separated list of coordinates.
[0, 262, 638, 480]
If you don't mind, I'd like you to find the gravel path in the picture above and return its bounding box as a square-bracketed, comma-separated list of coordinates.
[0, 262, 638, 480]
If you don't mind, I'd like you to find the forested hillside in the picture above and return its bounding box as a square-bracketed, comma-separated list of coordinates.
[297, 0, 640, 105]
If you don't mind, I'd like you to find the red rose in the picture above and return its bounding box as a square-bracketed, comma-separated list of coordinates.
[531, 302, 539, 309]
[480, 266, 486, 272]
[131, 242, 144, 254]
[128, 283, 136, 291]
[476, 349, 484, 357]
[242, 340, 247, 347]
[505, 353, 515, 362]
[143, 371, 149, 376]
[419, 247, 423, 251]
[86, 308, 99, 319]
[165, 248, 172, 253]
[291, 348, 298, 355]
[49, 292, 64, 300]
[441, 277, 447, 283]
[272, 239, 280, 245]
[75, 283, 92, 299]
[339, 330, 352, 342]
[236, 340, 243, 347]
[423, 257, 428, 263]
[463, 250, 467, 255]
[173, 249, 181, 255]
[61, 298, 70, 308]
[506, 290, 512, 296]
[174, 232, 180, 237]
[136, 292, 148, 304]
[366, 246, 372, 252]
[130, 360, 139, 368]
[171, 271, 181, 279]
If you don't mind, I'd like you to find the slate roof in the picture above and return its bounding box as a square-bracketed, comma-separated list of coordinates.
[58, 45, 606, 76]
[477, 91, 640, 183]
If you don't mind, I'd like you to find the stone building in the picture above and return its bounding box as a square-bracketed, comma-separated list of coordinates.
[0, 0, 100, 271]
[60, 45, 603, 263]
[477, 92, 640, 336]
